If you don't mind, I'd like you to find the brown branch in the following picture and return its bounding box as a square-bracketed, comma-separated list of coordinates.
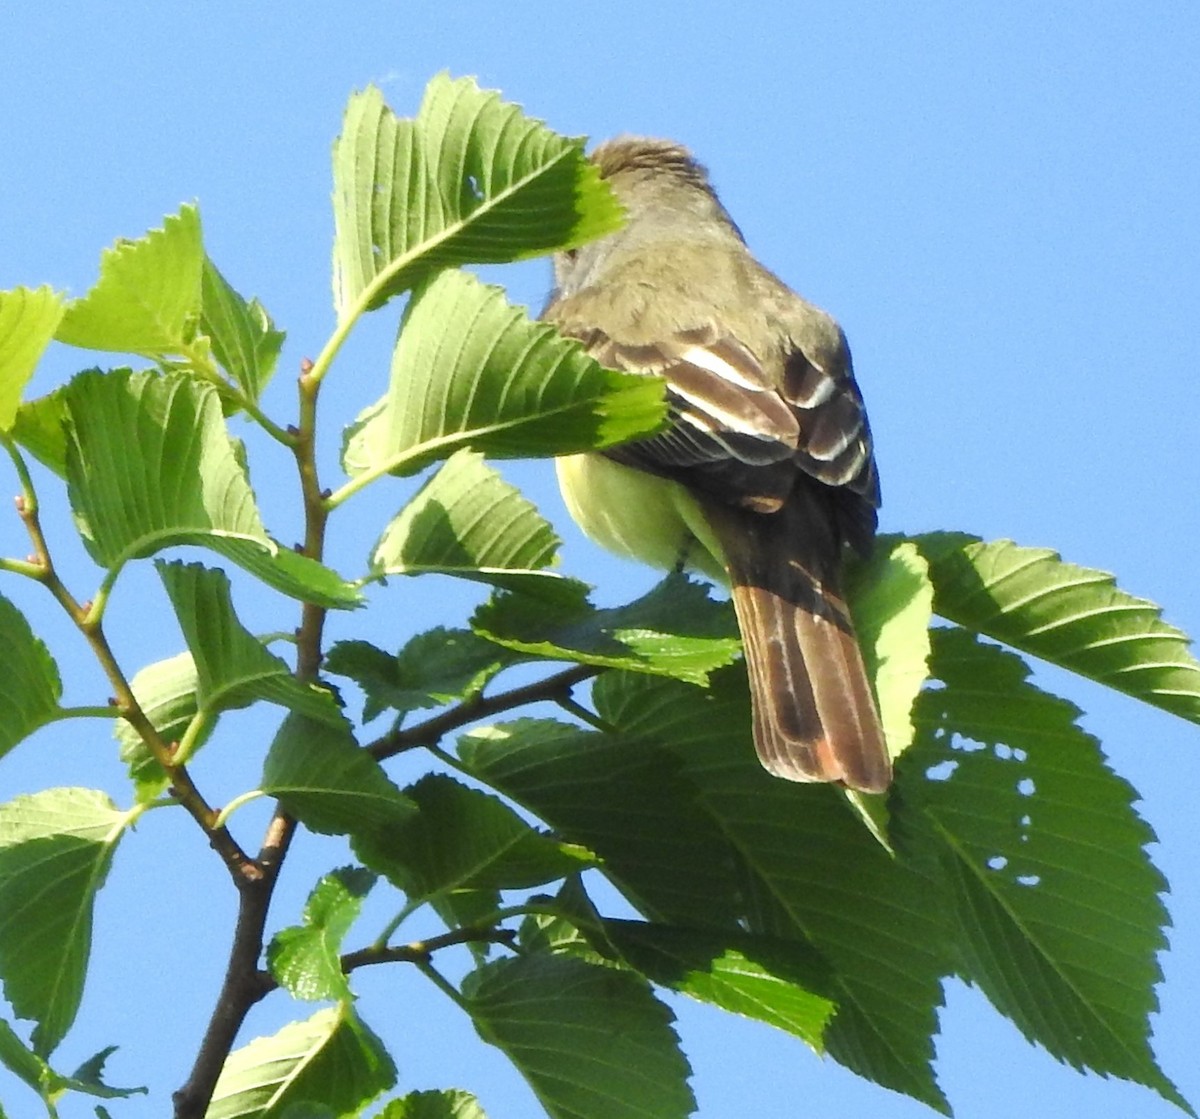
[15, 495, 258, 879]
[367, 662, 601, 762]
[174, 360, 328, 1119]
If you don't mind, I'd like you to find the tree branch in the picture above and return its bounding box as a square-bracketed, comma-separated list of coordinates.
[367, 662, 601, 762]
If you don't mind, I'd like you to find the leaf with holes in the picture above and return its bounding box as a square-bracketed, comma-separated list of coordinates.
[899, 626, 1188, 1111]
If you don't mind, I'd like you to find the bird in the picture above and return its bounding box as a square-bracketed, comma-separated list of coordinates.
[542, 137, 890, 792]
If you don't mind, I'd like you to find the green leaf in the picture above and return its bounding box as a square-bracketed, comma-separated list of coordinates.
[358, 774, 589, 900]
[205, 1005, 395, 1119]
[901, 627, 1188, 1110]
[116, 652, 201, 802]
[0, 287, 65, 430]
[340, 270, 665, 481]
[326, 630, 520, 723]
[56, 205, 204, 357]
[261, 715, 415, 842]
[0, 789, 129, 1055]
[370, 449, 579, 601]
[157, 561, 344, 743]
[332, 74, 623, 318]
[11, 386, 70, 476]
[378, 1089, 489, 1119]
[268, 867, 376, 1003]
[914, 532, 1200, 724]
[0, 594, 63, 763]
[463, 954, 694, 1119]
[461, 670, 954, 1111]
[62, 368, 360, 607]
[599, 920, 836, 1052]
[848, 538, 933, 761]
[0, 1023, 144, 1108]
[473, 571, 741, 686]
[200, 256, 285, 402]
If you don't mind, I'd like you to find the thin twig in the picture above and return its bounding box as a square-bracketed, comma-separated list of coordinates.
[367, 662, 601, 762]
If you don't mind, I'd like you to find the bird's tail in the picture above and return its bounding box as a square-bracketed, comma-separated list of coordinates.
[707, 493, 891, 792]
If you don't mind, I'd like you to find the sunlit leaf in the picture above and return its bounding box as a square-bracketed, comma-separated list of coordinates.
[62, 368, 359, 607]
[0, 595, 62, 763]
[200, 256, 285, 402]
[205, 1005, 395, 1119]
[56, 205, 204, 357]
[332, 74, 622, 318]
[341, 270, 665, 481]
[915, 532, 1200, 724]
[461, 669, 953, 1111]
[268, 867, 376, 1002]
[116, 652, 200, 802]
[0, 286, 65, 430]
[0, 789, 129, 1055]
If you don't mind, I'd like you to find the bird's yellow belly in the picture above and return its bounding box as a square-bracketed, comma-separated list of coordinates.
[554, 453, 727, 582]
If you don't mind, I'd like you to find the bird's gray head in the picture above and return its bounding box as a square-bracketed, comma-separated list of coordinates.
[552, 136, 744, 299]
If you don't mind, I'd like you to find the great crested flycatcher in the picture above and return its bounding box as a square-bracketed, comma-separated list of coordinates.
[543, 137, 890, 792]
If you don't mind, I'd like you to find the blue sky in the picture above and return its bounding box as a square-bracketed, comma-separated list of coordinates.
[1, 4, 1198, 1117]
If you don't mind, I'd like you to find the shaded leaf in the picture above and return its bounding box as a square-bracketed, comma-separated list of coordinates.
[370, 449, 577, 601]
[205, 1005, 395, 1119]
[332, 75, 622, 317]
[268, 867, 376, 1002]
[200, 256, 284, 401]
[463, 954, 693, 1119]
[461, 668, 953, 1111]
[116, 652, 201, 802]
[0, 1024, 144, 1105]
[325, 630, 520, 723]
[600, 919, 836, 1052]
[914, 532, 1200, 724]
[358, 774, 589, 900]
[379, 1089, 489, 1119]
[262, 714, 415, 842]
[0, 594, 63, 763]
[157, 561, 344, 742]
[899, 626, 1188, 1111]
[0, 789, 128, 1054]
[473, 571, 741, 686]
[11, 386, 70, 476]
[341, 270, 665, 481]
[62, 368, 359, 607]
[0, 286, 65, 430]
[56, 205, 204, 356]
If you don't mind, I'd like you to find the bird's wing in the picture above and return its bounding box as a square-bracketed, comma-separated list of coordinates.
[563, 319, 878, 549]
